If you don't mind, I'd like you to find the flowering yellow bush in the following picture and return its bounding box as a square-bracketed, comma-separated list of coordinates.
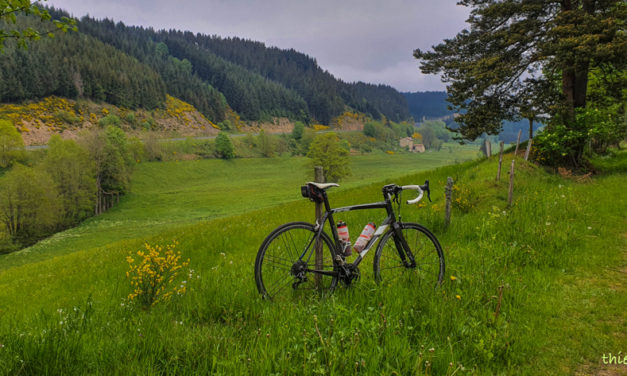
[452, 184, 474, 212]
[126, 241, 190, 307]
[0, 96, 82, 131]
[333, 111, 365, 128]
[155, 95, 220, 129]
[312, 124, 329, 131]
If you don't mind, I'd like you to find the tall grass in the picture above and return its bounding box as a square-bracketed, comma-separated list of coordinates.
[0, 153, 624, 375]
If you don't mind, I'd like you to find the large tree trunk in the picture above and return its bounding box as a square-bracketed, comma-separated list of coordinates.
[528, 118, 533, 140]
[560, 0, 592, 125]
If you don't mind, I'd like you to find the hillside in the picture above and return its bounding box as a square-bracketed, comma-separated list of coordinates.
[0, 153, 624, 374]
[0, 9, 410, 127]
[404, 91, 544, 143]
[403, 91, 454, 121]
[0, 95, 221, 145]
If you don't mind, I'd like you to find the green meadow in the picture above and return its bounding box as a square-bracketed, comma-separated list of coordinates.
[0, 147, 624, 375]
[0, 144, 479, 270]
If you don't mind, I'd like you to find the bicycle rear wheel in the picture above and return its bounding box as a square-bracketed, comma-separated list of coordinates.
[373, 222, 444, 286]
[255, 222, 338, 300]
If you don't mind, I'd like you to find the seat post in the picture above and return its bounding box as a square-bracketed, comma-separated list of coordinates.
[321, 190, 332, 213]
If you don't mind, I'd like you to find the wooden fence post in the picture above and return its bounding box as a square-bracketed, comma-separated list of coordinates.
[485, 139, 492, 157]
[524, 138, 533, 161]
[314, 166, 324, 288]
[445, 177, 453, 226]
[514, 129, 522, 157]
[508, 160, 515, 207]
[496, 141, 504, 181]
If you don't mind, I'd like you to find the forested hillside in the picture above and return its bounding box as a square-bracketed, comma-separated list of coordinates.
[0, 8, 411, 125]
[404, 91, 543, 142]
[0, 17, 167, 110]
[186, 34, 410, 122]
[403, 91, 453, 120]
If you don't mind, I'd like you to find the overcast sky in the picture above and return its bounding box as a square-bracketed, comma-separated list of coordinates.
[46, 0, 469, 92]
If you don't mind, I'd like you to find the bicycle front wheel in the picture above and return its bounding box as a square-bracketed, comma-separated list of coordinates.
[373, 222, 445, 286]
[255, 222, 338, 300]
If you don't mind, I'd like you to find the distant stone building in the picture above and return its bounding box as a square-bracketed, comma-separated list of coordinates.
[400, 137, 425, 153]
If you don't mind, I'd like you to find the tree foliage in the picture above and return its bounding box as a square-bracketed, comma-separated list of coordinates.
[0, 119, 24, 168]
[292, 121, 305, 140]
[0, 0, 76, 50]
[78, 127, 135, 214]
[215, 132, 235, 160]
[0, 15, 166, 109]
[403, 91, 454, 120]
[42, 11, 409, 124]
[414, 0, 626, 163]
[307, 132, 351, 182]
[41, 135, 96, 226]
[0, 164, 60, 245]
[257, 130, 275, 158]
[2, 8, 414, 126]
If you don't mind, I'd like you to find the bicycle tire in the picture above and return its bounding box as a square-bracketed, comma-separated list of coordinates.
[373, 222, 445, 286]
[255, 222, 339, 300]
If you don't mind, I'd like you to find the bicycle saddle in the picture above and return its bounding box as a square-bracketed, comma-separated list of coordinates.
[306, 182, 339, 190]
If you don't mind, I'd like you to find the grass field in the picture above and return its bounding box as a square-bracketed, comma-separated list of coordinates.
[0, 144, 479, 270]
[0, 148, 624, 375]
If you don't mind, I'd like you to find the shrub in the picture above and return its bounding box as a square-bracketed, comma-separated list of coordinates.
[219, 119, 233, 131]
[0, 119, 25, 168]
[124, 112, 136, 125]
[292, 121, 305, 140]
[363, 121, 396, 144]
[126, 241, 190, 308]
[54, 110, 80, 125]
[127, 136, 145, 163]
[533, 122, 587, 168]
[143, 134, 164, 161]
[215, 132, 235, 159]
[363, 122, 376, 138]
[141, 117, 156, 131]
[193, 140, 215, 159]
[451, 183, 475, 213]
[258, 130, 275, 157]
[98, 114, 121, 128]
[534, 108, 625, 168]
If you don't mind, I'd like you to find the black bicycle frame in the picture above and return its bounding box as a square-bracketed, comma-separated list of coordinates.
[301, 188, 417, 274]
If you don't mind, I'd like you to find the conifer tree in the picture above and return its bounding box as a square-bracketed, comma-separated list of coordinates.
[414, 0, 626, 161]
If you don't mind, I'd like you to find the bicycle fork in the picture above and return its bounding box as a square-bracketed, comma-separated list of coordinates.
[391, 222, 416, 268]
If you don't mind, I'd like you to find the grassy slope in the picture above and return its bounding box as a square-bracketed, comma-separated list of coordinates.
[0, 151, 624, 375]
[0, 145, 479, 270]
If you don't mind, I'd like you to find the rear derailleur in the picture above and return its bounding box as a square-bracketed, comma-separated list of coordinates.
[290, 260, 308, 289]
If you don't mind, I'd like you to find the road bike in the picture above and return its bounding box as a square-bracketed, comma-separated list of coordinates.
[254, 181, 445, 300]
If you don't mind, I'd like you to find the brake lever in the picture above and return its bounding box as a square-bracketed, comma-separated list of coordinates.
[421, 180, 432, 202]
